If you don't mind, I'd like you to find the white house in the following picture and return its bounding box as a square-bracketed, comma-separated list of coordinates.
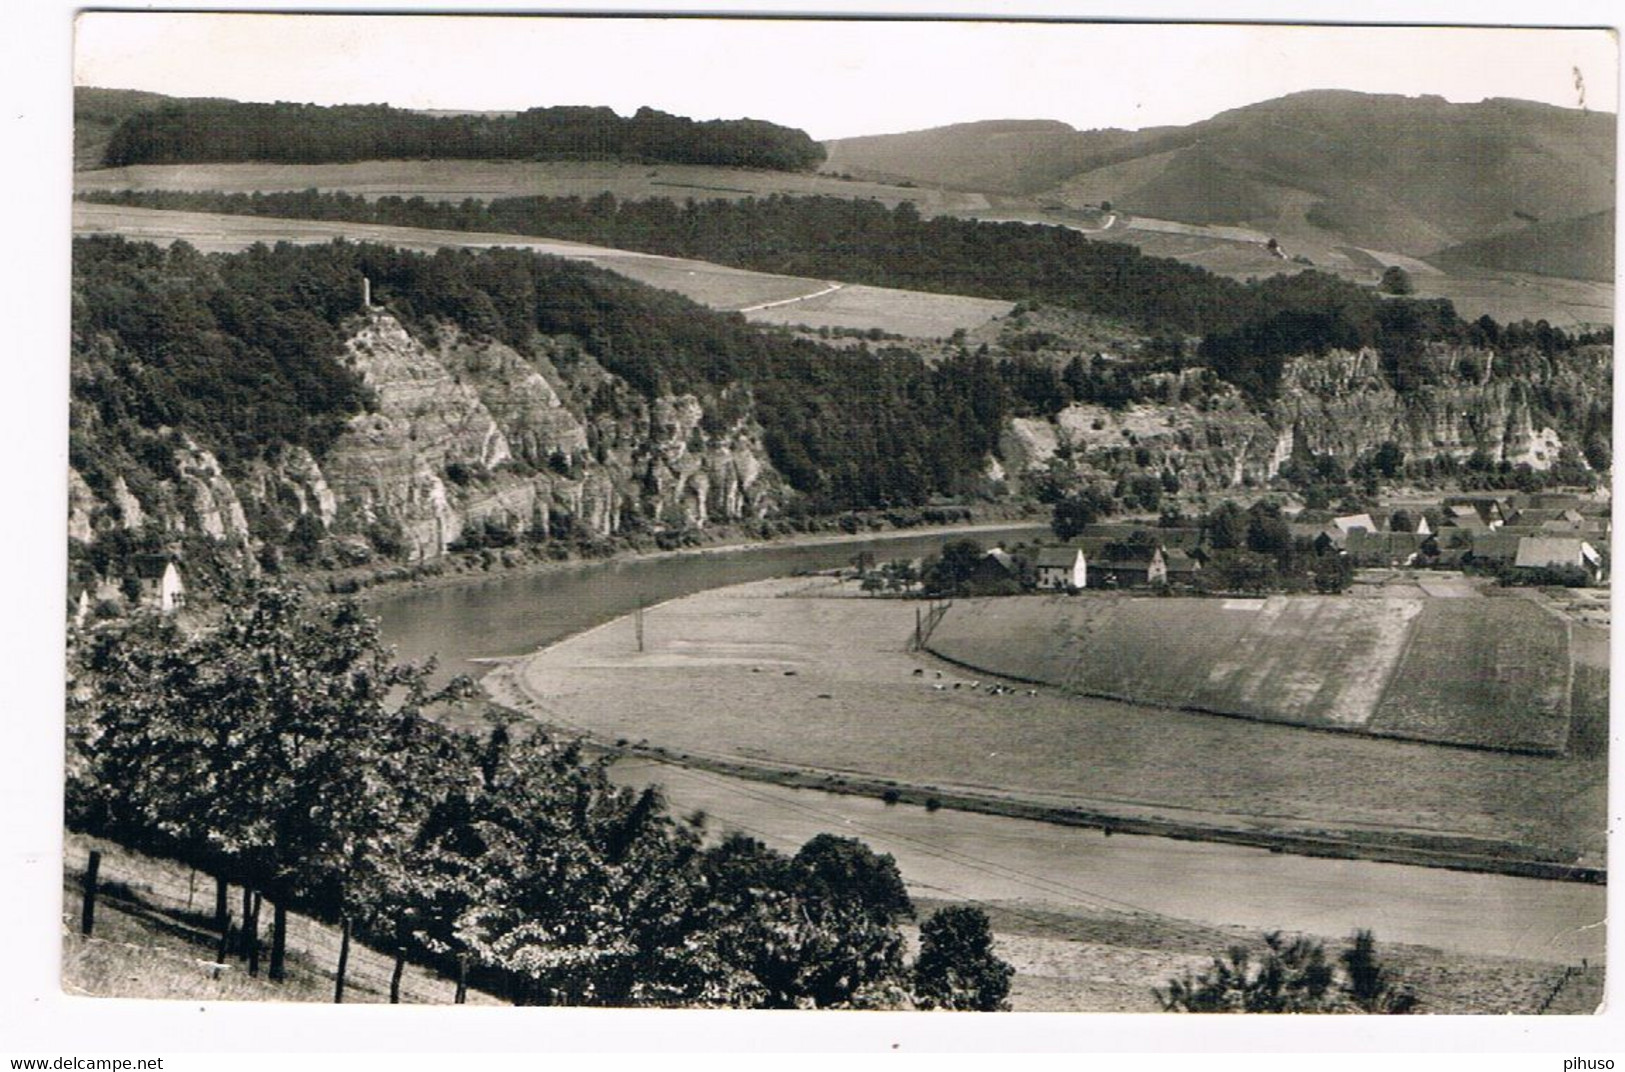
[1034, 547, 1087, 590]
[130, 555, 186, 613]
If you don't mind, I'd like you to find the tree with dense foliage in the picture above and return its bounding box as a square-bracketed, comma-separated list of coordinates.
[1340, 929, 1420, 1014]
[1052, 486, 1116, 540]
[1379, 266, 1416, 295]
[68, 585, 475, 980]
[68, 583, 953, 1007]
[1156, 930, 1416, 1014]
[698, 833, 915, 1008]
[1203, 500, 1247, 552]
[922, 539, 987, 597]
[913, 906, 1014, 1011]
[102, 101, 825, 171]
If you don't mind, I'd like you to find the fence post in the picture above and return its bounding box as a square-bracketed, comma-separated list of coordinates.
[238, 887, 253, 960]
[79, 850, 102, 936]
[390, 948, 406, 1004]
[333, 917, 352, 1004]
[214, 912, 233, 978]
[268, 902, 288, 982]
[247, 892, 262, 977]
[214, 877, 229, 933]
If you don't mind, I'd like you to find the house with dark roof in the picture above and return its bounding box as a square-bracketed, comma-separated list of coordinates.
[1163, 549, 1202, 585]
[1443, 497, 1507, 528]
[1513, 537, 1604, 584]
[129, 555, 185, 613]
[1466, 530, 1524, 567]
[1087, 544, 1166, 588]
[1346, 530, 1432, 567]
[963, 547, 1023, 594]
[1033, 546, 1087, 590]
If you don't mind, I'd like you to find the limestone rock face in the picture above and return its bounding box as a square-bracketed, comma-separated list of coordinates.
[1008, 346, 1601, 494]
[67, 468, 96, 544]
[1273, 347, 1571, 467]
[170, 436, 251, 541]
[72, 312, 787, 562]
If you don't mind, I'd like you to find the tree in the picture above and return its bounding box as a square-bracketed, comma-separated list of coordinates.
[1204, 500, 1247, 551]
[1340, 929, 1419, 1014]
[1372, 441, 1406, 479]
[699, 833, 914, 1009]
[1157, 930, 1417, 1014]
[1157, 932, 1334, 1013]
[1052, 486, 1115, 540]
[913, 906, 1014, 1011]
[923, 539, 985, 596]
[1245, 501, 1291, 557]
[68, 585, 476, 982]
[1583, 434, 1611, 473]
[1379, 266, 1415, 295]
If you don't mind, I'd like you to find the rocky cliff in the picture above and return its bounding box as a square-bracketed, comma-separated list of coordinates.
[1003, 345, 1607, 494]
[68, 310, 788, 568]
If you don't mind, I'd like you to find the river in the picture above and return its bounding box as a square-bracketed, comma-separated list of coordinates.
[372, 529, 1605, 965]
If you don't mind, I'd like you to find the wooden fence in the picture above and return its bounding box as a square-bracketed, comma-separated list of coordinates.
[65, 848, 490, 1004]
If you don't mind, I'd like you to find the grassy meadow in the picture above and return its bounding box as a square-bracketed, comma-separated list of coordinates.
[74, 159, 992, 212]
[73, 202, 1010, 338]
[499, 578, 1605, 865]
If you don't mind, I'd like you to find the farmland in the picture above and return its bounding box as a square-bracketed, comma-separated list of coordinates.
[927, 592, 1574, 754]
[72, 202, 1012, 338]
[927, 595, 1419, 731]
[1368, 599, 1572, 753]
[74, 159, 992, 212]
[493, 577, 1606, 869]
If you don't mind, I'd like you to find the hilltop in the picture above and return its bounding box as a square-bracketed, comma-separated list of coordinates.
[77, 87, 827, 172]
[824, 91, 1616, 275]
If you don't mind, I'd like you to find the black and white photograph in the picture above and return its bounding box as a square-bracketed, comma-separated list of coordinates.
[6, 0, 1622, 1060]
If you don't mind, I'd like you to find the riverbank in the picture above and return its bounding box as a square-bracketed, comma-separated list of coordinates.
[307, 510, 1048, 606]
[483, 577, 1605, 883]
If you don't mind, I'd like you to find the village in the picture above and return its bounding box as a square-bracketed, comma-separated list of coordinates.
[857, 489, 1612, 600]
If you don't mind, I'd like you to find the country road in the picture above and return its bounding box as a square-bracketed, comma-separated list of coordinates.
[737, 281, 845, 312]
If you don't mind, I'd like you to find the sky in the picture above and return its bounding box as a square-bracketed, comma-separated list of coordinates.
[73, 9, 1619, 140]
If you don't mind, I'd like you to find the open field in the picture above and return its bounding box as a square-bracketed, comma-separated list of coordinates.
[933, 900, 1582, 1014]
[1368, 599, 1571, 753]
[74, 203, 1010, 339]
[929, 595, 1419, 731]
[75, 159, 993, 212]
[495, 578, 1605, 868]
[746, 282, 1013, 337]
[928, 592, 1573, 753]
[1085, 218, 1614, 328]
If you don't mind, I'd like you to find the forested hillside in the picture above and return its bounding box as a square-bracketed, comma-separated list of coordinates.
[95, 97, 826, 171]
[824, 91, 1616, 267]
[72, 235, 1097, 594]
[83, 188, 1613, 395]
